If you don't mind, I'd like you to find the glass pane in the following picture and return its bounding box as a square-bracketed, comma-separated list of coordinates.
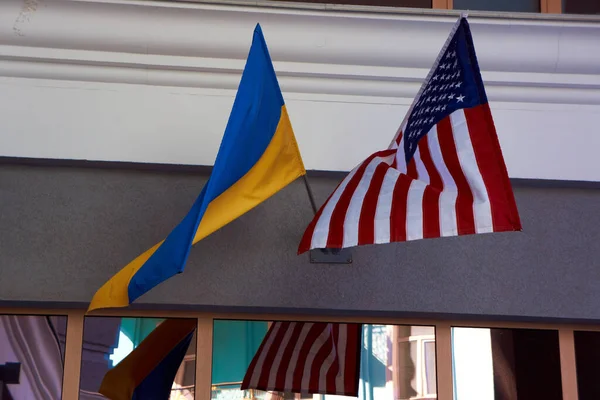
[453, 0, 540, 12]
[424, 340, 437, 394]
[274, 0, 432, 8]
[574, 330, 600, 399]
[0, 314, 67, 399]
[564, 0, 600, 14]
[79, 316, 196, 399]
[212, 320, 437, 399]
[452, 327, 562, 400]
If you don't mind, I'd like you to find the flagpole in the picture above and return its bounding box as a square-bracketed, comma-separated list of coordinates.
[302, 175, 318, 215]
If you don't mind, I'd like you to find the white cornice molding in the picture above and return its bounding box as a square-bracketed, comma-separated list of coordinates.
[1, 0, 600, 105]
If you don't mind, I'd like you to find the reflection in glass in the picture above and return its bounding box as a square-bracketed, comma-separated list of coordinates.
[0, 314, 67, 400]
[563, 0, 600, 15]
[453, 0, 539, 12]
[452, 327, 562, 400]
[574, 330, 600, 399]
[79, 317, 196, 400]
[275, 0, 432, 8]
[211, 320, 436, 400]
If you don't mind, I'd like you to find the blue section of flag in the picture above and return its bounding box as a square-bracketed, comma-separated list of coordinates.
[127, 186, 207, 303]
[403, 17, 487, 164]
[131, 331, 194, 400]
[208, 23, 285, 199]
[126, 23, 284, 303]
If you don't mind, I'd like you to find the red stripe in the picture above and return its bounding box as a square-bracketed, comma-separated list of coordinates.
[407, 159, 418, 180]
[256, 322, 290, 389]
[395, 131, 403, 146]
[465, 104, 522, 231]
[291, 324, 327, 390]
[389, 174, 412, 242]
[437, 116, 476, 235]
[241, 322, 278, 389]
[343, 324, 361, 396]
[418, 138, 442, 238]
[391, 132, 403, 169]
[298, 179, 341, 254]
[325, 324, 340, 393]
[357, 163, 389, 245]
[308, 325, 335, 393]
[274, 322, 304, 391]
[326, 150, 396, 248]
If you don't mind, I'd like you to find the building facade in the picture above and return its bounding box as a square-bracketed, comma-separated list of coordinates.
[1, 0, 599, 399]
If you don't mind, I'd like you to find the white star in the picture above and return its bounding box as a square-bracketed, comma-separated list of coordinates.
[432, 75, 439, 81]
[456, 95, 465, 102]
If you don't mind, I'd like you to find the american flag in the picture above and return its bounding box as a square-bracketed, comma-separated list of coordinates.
[241, 322, 362, 396]
[298, 17, 521, 253]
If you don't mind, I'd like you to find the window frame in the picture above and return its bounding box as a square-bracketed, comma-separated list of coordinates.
[433, 0, 563, 13]
[0, 307, 587, 400]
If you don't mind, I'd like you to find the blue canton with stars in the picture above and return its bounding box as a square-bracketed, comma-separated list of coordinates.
[403, 18, 488, 165]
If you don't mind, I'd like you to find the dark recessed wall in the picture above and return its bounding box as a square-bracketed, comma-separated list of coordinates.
[1, 164, 599, 323]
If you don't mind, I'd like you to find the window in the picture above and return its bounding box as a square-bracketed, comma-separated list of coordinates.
[7, 309, 600, 400]
[452, 327, 563, 399]
[563, 0, 600, 14]
[0, 314, 67, 400]
[275, 0, 432, 7]
[574, 330, 600, 399]
[453, 0, 540, 12]
[79, 316, 196, 400]
[212, 320, 437, 399]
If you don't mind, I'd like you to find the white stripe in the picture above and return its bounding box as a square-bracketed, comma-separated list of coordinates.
[301, 326, 332, 390]
[248, 322, 284, 388]
[373, 170, 399, 244]
[395, 136, 408, 174]
[406, 179, 427, 241]
[266, 322, 296, 390]
[388, 121, 407, 150]
[427, 125, 458, 236]
[414, 147, 430, 184]
[450, 110, 494, 234]
[343, 154, 394, 248]
[283, 323, 314, 390]
[334, 325, 348, 394]
[318, 325, 338, 392]
[310, 168, 359, 249]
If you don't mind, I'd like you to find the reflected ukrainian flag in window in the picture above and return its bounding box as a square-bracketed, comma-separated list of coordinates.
[99, 319, 196, 400]
[88, 24, 306, 312]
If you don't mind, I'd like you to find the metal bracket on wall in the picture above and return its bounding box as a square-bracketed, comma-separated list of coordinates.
[309, 248, 352, 264]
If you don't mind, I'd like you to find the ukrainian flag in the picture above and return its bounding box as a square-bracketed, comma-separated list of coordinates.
[99, 319, 196, 400]
[88, 24, 306, 311]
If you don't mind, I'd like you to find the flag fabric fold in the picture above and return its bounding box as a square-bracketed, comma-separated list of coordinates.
[99, 318, 196, 400]
[298, 16, 521, 254]
[88, 23, 306, 311]
[241, 322, 362, 397]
